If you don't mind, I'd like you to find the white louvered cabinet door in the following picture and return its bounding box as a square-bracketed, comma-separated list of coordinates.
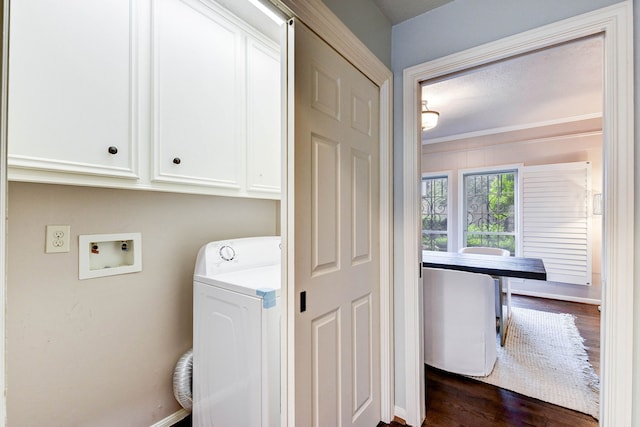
[522, 162, 592, 285]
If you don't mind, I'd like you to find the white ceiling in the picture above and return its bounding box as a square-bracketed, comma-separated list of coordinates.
[420, 35, 604, 144]
[372, 0, 453, 24]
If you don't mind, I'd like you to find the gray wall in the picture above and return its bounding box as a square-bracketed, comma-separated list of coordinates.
[390, 0, 634, 414]
[6, 182, 277, 426]
[321, 0, 392, 68]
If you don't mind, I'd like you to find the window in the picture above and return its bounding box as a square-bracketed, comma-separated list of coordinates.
[421, 175, 448, 251]
[463, 170, 517, 254]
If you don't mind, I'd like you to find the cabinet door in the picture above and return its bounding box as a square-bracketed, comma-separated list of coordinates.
[246, 37, 281, 195]
[8, 0, 138, 178]
[152, 0, 242, 189]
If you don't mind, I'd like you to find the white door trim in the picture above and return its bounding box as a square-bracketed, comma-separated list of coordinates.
[275, 0, 394, 424]
[402, 2, 634, 426]
[0, 0, 8, 424]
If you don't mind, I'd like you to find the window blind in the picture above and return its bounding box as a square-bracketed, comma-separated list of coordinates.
[521, 162, 592, 285]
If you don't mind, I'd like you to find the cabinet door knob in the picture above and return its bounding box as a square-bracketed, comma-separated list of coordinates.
[173, 157, 181, 165]
[108, 146, 118, 155]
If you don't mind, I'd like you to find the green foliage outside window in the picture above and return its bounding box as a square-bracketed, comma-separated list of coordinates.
[422, 176, 448, 252]
[465, 172, 516, 254]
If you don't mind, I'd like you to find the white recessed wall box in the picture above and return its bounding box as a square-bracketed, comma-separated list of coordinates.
[79, 232, 142, 280]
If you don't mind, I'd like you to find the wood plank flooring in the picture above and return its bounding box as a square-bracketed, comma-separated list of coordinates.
[387, 295, 601, 427]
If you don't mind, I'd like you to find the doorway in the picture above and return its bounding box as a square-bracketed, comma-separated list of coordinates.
[402, 3, 634, 426]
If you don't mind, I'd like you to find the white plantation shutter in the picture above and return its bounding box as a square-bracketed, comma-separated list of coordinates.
[521, 162, 592, 285]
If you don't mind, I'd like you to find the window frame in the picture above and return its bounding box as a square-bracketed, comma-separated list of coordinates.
[458, 164, 523, 255]
[421, 171, 452, 252]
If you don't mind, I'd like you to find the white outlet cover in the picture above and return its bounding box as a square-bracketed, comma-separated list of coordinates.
[46, 225, 71, 253]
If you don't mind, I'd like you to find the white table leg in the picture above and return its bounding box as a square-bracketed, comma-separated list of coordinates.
[506, 277, 512, 325]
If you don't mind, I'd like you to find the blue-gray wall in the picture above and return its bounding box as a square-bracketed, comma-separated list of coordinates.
[390, 0, 637, 415]
[321, 0, 392, 68]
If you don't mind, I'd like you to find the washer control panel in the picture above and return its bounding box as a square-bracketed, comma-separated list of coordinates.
[195, 236, 281, 276]
[219, 245, 236, 262]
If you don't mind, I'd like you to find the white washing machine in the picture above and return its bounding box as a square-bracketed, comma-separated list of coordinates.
[193, 236, 281, 427]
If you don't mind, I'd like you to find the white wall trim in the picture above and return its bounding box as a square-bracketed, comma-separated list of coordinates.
[423, 112, 603, 145]
[0, 0, 8, 424]
[423, 130, 604, 156]
[149, 409, 189, 427]
[378, 77, 395, 425]
[511, 289, 601, 306]
[401, 64, 425, 426]
[403, 2, 634, 426]
[275, 0, 395, 425]
[393, 405, 407, 423]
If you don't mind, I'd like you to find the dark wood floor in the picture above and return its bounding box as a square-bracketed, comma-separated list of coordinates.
[388, 295, 601, 427]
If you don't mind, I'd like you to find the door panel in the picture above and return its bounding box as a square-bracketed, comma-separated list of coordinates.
[352, 294, 373, 418]
[311, 65, 341, 120]
[352, 150, 372, 264]
[288, 20, 380, 427]
[312, 309, 341, 427]
[311, 135, 340, 275]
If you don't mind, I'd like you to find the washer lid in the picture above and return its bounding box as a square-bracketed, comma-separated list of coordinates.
[194, 264, 281, 298]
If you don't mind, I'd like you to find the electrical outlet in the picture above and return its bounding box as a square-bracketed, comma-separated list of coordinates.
[46, 225, 71, 253]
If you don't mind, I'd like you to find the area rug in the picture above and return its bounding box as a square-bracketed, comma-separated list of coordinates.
[471, 307, 600, 419]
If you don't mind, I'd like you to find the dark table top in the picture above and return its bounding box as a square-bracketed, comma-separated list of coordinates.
[422, 250, 547, 281]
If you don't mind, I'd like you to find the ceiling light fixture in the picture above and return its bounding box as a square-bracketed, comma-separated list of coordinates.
[421, 100, 439, 130]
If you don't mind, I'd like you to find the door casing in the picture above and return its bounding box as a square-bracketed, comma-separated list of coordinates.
[0, 0, 9, 424]
[402, 2, 634, 426]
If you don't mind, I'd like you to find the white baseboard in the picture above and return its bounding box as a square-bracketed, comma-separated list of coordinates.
[511, 289, 601, 305]
[394, 405, 407, 422]
[150, 408, 190, 427]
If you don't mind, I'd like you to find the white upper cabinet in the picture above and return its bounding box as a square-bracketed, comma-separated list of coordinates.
[152, 0, 243, 189]
[246, 37, 281, 195]
[8, 0, 138, 178]
[7, 0, 281, 199]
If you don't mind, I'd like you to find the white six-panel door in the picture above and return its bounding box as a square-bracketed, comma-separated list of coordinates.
[288, 20, 381, 427]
